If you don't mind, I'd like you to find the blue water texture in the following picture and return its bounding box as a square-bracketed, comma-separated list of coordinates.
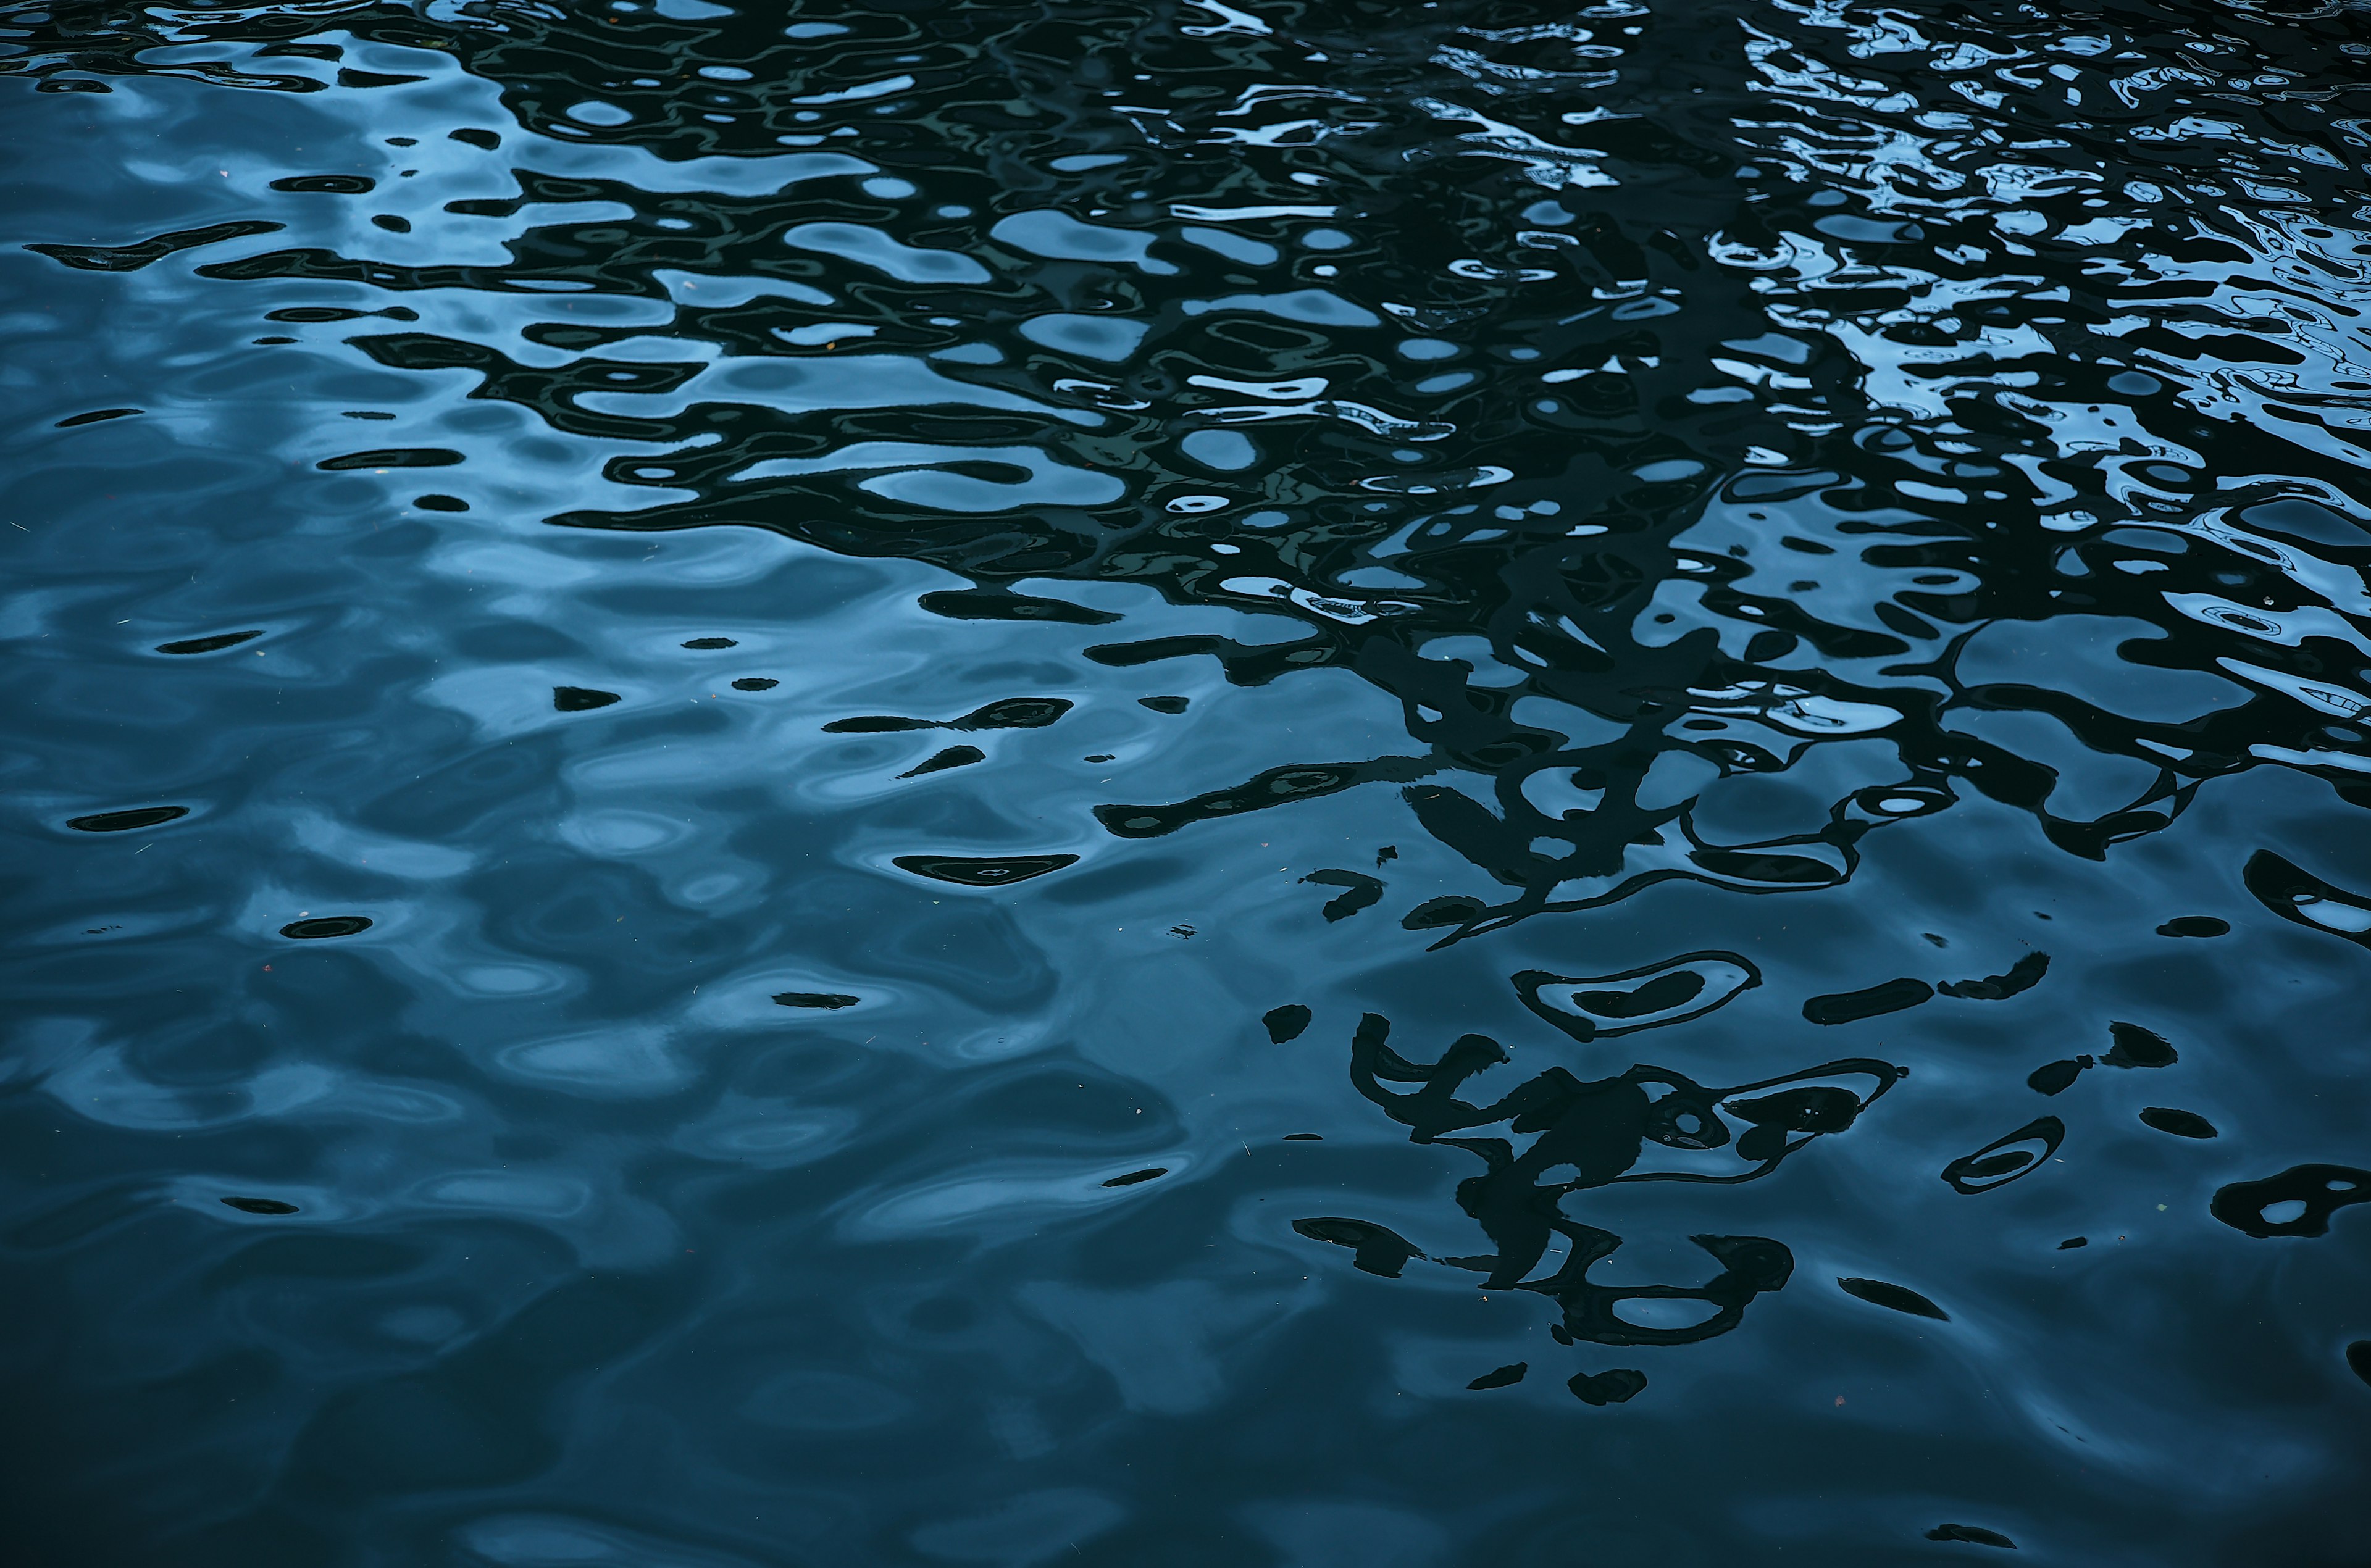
[4, 1, 2371, 1563]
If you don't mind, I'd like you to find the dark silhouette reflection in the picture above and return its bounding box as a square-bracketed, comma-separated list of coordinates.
[1293, 1217, 1426, 1280]
[1928, 1523, 2016, 1549]
[2211, 1165, 2371, 1240]
[2138, 1107, 2217, 1140]
[1300, 868, 1385, 922]
[2245, 853, 2371, 950]
[64, 804, 188, 833]
[551, 685, 620, 712]
[2104, 1024, 2178, 1070]
[1262, 1004, 1313, 1044]
[6, 0, 2371, 1552]
[891, 851, 1079, 885]
[1937, 951, 2047, 1001]
[2028, 1020, 2177, 1098]
[1802, 976, 1931, 1025]
[1515, 951, 1759, 1040]
[1568, 1366, 1649, 1407]
[154, 629, 264, 655]
[54, 405, 141, 427]
[898, 744, 984, 778]
[1942, 1117, 2064, 1195]
[278, 915, 374, 940]
[1301, 1011, 1901, 1390]
[1838, 1275, 1949, 1321]
[825, 697, 1072, 733]
[18, 0, 2365, 941]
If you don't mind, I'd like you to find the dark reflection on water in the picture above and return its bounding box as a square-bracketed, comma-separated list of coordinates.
[5, 0, 2371, 1561]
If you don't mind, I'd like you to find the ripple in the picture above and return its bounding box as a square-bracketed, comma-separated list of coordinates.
[1942, 1117, 2066, 1195]
[891, 853, 1081, 886]
[278, 915, 374, 939]
[7, 0, 2370, 1554]
[493, 1027, 688, 1098]
[742, 1369, 913, 1432]
[1515, 951, 1760, 1040]
[64, 805, 189, 833]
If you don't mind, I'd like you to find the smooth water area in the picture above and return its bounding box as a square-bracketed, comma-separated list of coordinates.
[5, 0, 2371, 1562]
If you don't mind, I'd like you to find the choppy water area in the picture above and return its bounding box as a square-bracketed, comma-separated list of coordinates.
[7, 0, 2371, 1559]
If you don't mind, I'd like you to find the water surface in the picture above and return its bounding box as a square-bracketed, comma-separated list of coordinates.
[5, 0, 2371, 1562]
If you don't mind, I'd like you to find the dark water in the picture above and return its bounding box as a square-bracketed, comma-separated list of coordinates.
[6, 0, 2371, 1560]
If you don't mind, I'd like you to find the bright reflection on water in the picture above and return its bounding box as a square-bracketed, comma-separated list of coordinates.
[4, 0, 2371, 1561]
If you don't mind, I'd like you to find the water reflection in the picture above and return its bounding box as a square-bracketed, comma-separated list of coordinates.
[6, 0, 2371, 1559]
[19, 0, 2369, 930]
[1302, 1008, 1901, 1395]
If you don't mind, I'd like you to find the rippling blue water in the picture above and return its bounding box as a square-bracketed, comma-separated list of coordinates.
[6, 0, 2371, 1561]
